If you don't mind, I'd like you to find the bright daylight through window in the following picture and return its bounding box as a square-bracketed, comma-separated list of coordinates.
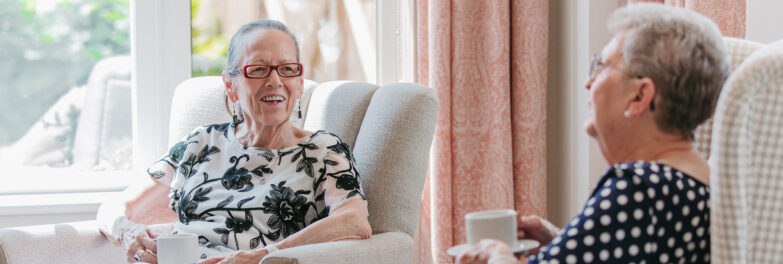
[0, 0, 132, 195]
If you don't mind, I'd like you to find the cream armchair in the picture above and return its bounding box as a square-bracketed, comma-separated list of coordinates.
[0, 77, 439, 264]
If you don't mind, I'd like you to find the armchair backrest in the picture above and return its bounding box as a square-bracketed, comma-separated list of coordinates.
[167, 77, 439, 238]
[710, 40, 783, 263]
[692, 37, 764, 160]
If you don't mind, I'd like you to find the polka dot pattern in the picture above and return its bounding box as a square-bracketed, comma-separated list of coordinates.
[527, 162, 710, 263]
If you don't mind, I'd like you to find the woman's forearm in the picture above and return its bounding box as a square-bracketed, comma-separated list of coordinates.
[275, 199, 371, 250]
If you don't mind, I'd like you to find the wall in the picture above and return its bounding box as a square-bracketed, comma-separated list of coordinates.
[746, 1, 783, 44]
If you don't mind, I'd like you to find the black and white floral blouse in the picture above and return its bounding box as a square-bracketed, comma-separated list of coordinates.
[528, 161, 710, 264]
[147, 123, 366, 259]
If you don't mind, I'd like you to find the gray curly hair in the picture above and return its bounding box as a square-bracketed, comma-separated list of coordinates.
[608, 3, 730, 141]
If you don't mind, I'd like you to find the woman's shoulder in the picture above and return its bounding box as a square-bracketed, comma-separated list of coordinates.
[307, 130, 348, 147]
[600, 161, 708, 198]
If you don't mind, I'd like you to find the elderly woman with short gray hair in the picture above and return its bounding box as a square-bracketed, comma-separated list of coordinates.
[101, 20, 371, 264]
[458, 3, 729, 263]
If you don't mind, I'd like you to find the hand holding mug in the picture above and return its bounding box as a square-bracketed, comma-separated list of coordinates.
[516, 214, 560, 255]
[125, 228, 159, 263]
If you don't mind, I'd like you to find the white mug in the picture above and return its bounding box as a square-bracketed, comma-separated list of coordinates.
[156, 233, 199, 264]
[464, 209, 517, 247]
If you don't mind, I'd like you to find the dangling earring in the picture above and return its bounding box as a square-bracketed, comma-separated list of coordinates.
[297, 100, 302, 119]
[232, 102, 245, 125]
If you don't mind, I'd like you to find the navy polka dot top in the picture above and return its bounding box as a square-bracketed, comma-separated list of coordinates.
[528, 161, 710, 264]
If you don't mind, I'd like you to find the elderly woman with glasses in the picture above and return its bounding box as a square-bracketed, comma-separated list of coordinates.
[458, 3, 729, 264]
[104, 20, 371, 264]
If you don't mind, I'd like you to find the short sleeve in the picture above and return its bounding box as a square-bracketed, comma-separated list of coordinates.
[317, 140, 366, 215]
[146, 130, 201, 191]
[528, 169, 656, 263]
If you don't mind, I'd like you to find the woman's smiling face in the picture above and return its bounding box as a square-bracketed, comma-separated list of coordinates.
[227, 28, 303, 127]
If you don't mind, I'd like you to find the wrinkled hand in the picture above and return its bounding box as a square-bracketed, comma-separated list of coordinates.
[199, 249, 268, 264]
[456, 239, 514, 264]
[125, 228, 159, 263]
[517, 214, 560, 255]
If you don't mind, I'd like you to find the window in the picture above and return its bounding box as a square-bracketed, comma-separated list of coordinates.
[0, 0, 133, 193]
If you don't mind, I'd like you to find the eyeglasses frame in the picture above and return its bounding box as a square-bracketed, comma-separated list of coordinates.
[241, 63, 304, 79]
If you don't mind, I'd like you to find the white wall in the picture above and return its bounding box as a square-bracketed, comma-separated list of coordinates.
[746, 1, 783, 44]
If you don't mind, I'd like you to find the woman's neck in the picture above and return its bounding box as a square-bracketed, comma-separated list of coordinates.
[612, 134, 709, 185]
[235, 119, 298, 149]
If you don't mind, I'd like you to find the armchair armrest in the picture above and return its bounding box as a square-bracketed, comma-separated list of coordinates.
[0, 220, 124, 264]
[262, 232, 413, 264]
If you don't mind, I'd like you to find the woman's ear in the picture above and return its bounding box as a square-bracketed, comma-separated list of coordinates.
[625, 77, 656, 117]
[222, 73, 237, 102]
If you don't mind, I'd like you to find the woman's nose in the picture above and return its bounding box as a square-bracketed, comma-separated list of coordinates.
[265, 70, 284, 87]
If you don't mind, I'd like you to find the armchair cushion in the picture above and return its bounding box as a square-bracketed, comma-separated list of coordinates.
[0, 221, 124, 264]
[262, 232, 412, 264]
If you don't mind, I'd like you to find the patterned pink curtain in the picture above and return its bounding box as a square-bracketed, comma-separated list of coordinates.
[415, 0, 548, 263]
[629, 0, 746, 38]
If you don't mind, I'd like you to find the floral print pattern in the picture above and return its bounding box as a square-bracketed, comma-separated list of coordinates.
[147, 123, 365, 259]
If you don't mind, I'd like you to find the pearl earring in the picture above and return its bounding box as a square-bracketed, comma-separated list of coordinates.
[624, 110, 630, 118]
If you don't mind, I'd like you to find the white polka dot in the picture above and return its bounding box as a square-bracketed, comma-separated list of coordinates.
[657, 227, 665, 237]
[687, 242, 695, 251]
[683, 232, 693, 242]
[632, 175, 642, 185]
[614, 247, 623, 259]
[672, 195, 680, 205]
[588, 197, 596, 206]
[655, 200, 664, 211]
[650, 174, 660, 184]
[566, 255, 577, 264]
[620, 163, 629, 169]
[688, 178, 696, 187]
[651, 163, 660, 172]
[667, 237, 676, 248]
[675, 171, 684, 178]
[617, 194, 628, 206]
[629, 244, 639, 256]
[583, 219, 594, 231]
[700, 240, 707, 249]
[666, 211, 673, 221]
[617, 211, 628, 223]
[634, 191, 644, 202]
[664, 165, 671, 172]
[601, 188, 612, 197]
[676, 180, 684, 190]
[682, 205, 690, 216]
[584, 207, 595, 216]
[705, 253, 710, 262]
[698, 186, 706, 195]
[687, 190, 696, 201]
[600, 200, 611, 210]
[551, 259, 560, 264]
[583, 235, 595, 246]
[566, 239, 577, 250]
[583, 252, 594, 263]
[647, 188, 656, 199]
[615, 168, 624, 177]
[690, 254, 697, 262]
[601, 215, 612, 226]
[662, 185, 669, 196]
[634, 209, 644, 220]
[599, 250, 609, 261]
[550, 246, 560, 256]
[616, 180, 627, 190]
[631, 227, 641, 238]
[600, 232, 611, 244]
[675, 247, 684, 257]
[645, 242, 654, 253]
[691, 216, 701, 227]
[675, 221, 683, 232]
[660, 253, 670, 263]
[603, 179, 613, 187]
[697, 201, 705, 211]
[635, 168, 645, 176]
[647, 225, 655, 236]
[615, 229, 625, 241]
[570, 218, 580, 227]
[664, 171, 672, 180]
[696, 227, 705, 237]
[552, 235, 562, 245]
[568, 227, 578, 236]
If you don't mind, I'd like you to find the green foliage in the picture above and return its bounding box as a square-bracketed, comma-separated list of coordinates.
[0, 0, 129, 145]
[191, 0, 228, 77]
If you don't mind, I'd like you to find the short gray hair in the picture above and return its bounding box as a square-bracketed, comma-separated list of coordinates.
[608, 3, 730, 140]
[223, 20, 301, 77]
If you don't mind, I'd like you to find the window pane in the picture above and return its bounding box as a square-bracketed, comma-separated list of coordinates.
[0, 0, 132, 180]
[191, 0, 377, 83]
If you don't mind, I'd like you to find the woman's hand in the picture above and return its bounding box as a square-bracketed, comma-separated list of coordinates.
[199, 249, 268, 264]
[456, 239, 515, 264]
[125, 228, 159, 263]
[517, 214, 560, 255]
